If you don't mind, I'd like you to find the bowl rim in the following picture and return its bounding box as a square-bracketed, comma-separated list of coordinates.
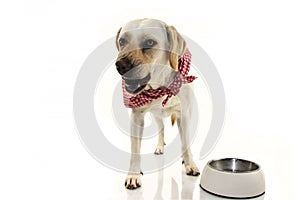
[207, 158, 261, 173]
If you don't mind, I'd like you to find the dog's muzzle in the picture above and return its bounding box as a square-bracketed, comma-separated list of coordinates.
[116, 58, 151, 94]
[122, 73, 151, 94]
[115, 58, 133, 75]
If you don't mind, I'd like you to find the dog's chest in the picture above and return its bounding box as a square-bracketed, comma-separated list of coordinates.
[140, 96, 181, 118]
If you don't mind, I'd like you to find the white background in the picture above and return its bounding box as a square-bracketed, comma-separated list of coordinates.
[0, 0, 299, 199]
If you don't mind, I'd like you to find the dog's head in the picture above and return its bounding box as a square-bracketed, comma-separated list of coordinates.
[115, 19, 186, 94]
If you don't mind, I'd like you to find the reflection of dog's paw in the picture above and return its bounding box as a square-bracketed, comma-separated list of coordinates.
[125, 175, 141, 190]
[185, 164, 200, 176]
[154, 146, 164, 154]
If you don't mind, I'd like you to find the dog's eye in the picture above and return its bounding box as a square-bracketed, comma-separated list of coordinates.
[143, 39, 157, 49]
[119, 38, 127, 47]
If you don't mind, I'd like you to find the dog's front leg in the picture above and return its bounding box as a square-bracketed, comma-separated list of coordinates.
[125, 109, 144, 189]
[177, 114, 200, 176]
[154, 116, 165, 154]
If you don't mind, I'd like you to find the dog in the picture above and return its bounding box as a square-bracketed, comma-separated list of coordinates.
[115, 18, 200, 190]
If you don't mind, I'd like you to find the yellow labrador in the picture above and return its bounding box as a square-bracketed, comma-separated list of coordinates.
[115, 18, 200, 190]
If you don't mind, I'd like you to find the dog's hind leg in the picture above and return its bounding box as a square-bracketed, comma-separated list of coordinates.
[154, 116, 165, 155]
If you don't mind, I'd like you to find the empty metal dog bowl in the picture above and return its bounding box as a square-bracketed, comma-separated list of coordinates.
[200, 158, 265, 199]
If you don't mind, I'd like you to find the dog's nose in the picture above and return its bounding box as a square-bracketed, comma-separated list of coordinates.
[115, 58, 133, 75]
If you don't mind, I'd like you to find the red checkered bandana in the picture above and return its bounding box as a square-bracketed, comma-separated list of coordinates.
[122, 49, 197, 108]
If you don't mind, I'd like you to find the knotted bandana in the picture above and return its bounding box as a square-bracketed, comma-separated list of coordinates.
[122, 49, 197, 108]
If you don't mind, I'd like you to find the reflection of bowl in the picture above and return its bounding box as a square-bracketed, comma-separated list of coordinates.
[200, 158, 265, 199]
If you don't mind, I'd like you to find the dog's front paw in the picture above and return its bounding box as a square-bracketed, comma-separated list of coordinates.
[125, 174, 141, 190]
[154, 145, 164, 155]
[185, 163, 200, 176]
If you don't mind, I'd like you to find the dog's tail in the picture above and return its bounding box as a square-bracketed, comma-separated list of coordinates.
[171, 113, 176, 126]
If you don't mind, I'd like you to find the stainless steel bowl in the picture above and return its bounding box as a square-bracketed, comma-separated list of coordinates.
[200, 158, 265, 199]
[209, 158, 260, 173]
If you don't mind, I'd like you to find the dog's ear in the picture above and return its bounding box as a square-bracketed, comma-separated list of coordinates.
[115, 27, 122, 51]
[166, 25, 186, 71]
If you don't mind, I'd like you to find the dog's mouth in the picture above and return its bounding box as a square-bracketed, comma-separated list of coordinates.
[123, 73, 151, 94]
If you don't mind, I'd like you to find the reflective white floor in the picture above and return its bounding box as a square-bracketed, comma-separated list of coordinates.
[110, 157, 265, 200]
